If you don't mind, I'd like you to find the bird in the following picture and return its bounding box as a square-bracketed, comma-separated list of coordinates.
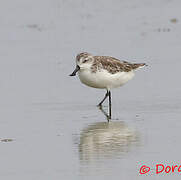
[70, 52, 146, 119]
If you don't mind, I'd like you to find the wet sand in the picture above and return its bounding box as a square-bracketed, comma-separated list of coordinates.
[0, 0, 181, 179]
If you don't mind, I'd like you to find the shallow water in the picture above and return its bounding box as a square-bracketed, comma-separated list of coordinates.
[0, 0, 181, 179]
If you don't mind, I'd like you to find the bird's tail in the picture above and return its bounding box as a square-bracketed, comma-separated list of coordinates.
[132, 63, 147, 70]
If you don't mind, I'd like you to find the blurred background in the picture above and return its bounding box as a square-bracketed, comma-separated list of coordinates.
[0, 0, 181, 179]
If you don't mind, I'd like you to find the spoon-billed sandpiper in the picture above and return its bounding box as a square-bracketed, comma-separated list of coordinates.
[70, 52, 146, 119]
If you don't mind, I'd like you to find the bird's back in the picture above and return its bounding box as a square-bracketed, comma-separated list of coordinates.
[91, 56, 146, 74]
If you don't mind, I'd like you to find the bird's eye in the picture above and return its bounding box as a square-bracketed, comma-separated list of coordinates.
[83, 59, 88, 63]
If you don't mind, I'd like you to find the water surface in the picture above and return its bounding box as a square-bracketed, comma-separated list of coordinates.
[0, 0, 181, 179]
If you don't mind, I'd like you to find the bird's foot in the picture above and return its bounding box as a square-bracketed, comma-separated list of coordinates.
[97, 103, 103, 108]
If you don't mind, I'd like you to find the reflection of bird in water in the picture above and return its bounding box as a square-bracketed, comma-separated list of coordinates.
[79, 121, 139, 163]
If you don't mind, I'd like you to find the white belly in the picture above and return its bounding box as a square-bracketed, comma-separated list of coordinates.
[78, 69, 135, 89]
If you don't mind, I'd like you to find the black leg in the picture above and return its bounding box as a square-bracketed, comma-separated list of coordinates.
[99, 105, 110, 122]
[97, 90, 109, 107]
[108, 91, 111, 119]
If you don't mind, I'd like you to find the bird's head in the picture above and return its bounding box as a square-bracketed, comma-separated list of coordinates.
[70, 52, 94, 76]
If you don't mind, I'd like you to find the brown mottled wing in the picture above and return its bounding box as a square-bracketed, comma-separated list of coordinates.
[92, 56, 145, 74]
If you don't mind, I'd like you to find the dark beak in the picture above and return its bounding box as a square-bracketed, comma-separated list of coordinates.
[69, 65, 80, 76]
